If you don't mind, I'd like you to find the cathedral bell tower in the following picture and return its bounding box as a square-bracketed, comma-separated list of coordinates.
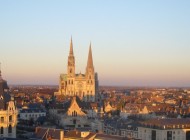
[67, 37, 75, 77]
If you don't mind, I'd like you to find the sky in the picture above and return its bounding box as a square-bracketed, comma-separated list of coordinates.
[0, 0, 190, 87]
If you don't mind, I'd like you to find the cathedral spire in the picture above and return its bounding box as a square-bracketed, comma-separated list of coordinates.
[86, 43, 94, 70]
[69, 36, 74, 56]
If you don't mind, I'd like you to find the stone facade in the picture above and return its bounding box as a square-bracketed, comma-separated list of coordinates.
[0, 69, 18, 138]
[49, 97, 92, 129]
[55, 38, 99, 102]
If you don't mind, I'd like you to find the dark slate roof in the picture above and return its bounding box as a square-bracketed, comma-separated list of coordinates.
[28, 103, 42, 109]
[62, 96, 93, 113]
[0, 77, 11, 110]
[20, 109, 46, 113]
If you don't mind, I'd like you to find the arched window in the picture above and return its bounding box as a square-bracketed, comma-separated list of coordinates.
[0, 127, 3, 134]
[73, 111, 77, 117]
[8, 125, 12, 133]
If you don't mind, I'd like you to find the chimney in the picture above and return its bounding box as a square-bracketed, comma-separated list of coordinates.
[35, 127, 40, 133]
[60, 130, 64, 140]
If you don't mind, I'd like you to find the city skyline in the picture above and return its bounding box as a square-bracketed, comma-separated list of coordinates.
[0, 0, 190, 87]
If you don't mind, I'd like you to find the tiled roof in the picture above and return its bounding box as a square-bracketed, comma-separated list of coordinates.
[95, 133, 125, 140]
[140, 118, 190, 129]
[20, 109, 46, 113]
[34, 127, 63, 140]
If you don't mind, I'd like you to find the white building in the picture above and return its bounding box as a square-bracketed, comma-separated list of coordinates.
[19, 109, 46, 121]
[138, 118, 190, 140]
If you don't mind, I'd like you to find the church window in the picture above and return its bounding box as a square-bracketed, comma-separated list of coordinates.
[0, 117, 4, 123]
[71, 80, 73, 84]
[0, 127, 3, 134]
[70, 69, 72, 73]
[8, 125, 12, 133]
[72, 111, 77, 117]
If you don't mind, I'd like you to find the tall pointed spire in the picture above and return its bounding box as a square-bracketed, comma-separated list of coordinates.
[86, 43, 94, 69]
[69, 36, 74, 56]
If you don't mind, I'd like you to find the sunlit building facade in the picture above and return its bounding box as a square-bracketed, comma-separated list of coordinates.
[0, 69, 18, 138]
[55, 38, 99, 102]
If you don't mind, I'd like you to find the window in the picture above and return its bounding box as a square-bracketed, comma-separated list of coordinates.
[8, 125, 12, 133]
[0, 117, 4, 123]
[72, 111, 77, 117]
[9, 115, 12, 122]
[0, 127, 3, 134]
[73, 119, 76, 124]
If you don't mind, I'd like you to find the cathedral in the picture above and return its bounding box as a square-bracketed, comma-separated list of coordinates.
[55, 38, 99, 102]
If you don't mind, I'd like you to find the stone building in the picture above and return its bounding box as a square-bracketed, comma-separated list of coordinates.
[55, 38, 99, 102]
[49, 96, 93, 129]
[0, 68, 18, 138]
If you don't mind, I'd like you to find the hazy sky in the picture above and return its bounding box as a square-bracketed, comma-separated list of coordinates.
[0, 0, 190, 87]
